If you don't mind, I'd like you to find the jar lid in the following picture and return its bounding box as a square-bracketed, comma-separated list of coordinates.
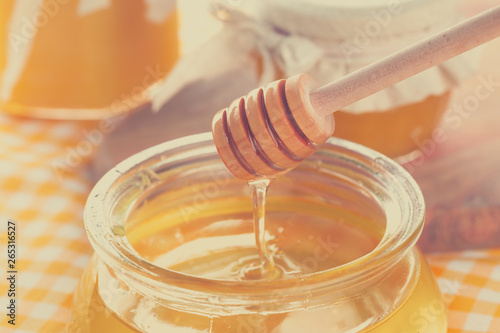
[260, 0, 458, 41]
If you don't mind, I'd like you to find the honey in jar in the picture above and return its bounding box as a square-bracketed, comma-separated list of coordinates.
[67, 134, 446, 332]
[0, 0, 179, 119]
[333, 93, 452, 158]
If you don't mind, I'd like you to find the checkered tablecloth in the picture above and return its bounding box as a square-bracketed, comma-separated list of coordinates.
[0, 114, 499, 333]
[0, 115, 95, 333]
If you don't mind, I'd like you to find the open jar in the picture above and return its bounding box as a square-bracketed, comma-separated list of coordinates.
[67, 133, 446, 332]
[0, 0, 178, 119]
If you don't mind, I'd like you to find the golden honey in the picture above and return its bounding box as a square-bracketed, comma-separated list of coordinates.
[0, 0, 178, 119]
[70, 201, 445, 332]
[70, 256, 444, 332]
[67, 134, 446, 332]
[333, 92, 452, 158]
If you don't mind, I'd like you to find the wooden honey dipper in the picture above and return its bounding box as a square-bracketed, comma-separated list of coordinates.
[212, 6, 500, 181]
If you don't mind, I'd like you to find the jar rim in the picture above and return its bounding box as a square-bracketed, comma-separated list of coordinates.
[85, 132, 425, 310]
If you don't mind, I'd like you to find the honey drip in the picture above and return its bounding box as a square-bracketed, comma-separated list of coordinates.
[241, 179, 276, 280]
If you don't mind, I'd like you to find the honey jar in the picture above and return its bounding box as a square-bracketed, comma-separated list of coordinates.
[253, 0, 477, 158]
[0, 0, 179, 119]
[67, 133, 446, 332]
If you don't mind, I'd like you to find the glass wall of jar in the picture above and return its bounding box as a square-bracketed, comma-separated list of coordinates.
[67, 133, 446, 332]
[0, 0, 179, 119]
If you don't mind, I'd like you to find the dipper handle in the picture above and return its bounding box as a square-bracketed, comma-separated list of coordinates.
[310, 6, 500, 117]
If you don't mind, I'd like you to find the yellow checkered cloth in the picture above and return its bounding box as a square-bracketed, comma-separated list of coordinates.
[0, 114, 499, 332]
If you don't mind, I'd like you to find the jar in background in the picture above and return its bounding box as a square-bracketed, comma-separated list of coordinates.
[332, 93, 451, 158]
[0, 0, 179, 119]
[258, 0, 476, 159]
[67, 133, 446, 332]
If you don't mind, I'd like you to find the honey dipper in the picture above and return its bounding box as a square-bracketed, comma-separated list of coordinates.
[212, 6, 500, 181]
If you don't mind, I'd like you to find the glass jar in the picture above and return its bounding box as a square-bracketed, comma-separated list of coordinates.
[67, 133, 446, 332]
[0, 0, 179, 119]
[332, 93, 451, 158]
[257, 0, 475, 159]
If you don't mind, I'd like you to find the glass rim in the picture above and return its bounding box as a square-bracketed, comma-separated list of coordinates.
[85, 132, 425, 309]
